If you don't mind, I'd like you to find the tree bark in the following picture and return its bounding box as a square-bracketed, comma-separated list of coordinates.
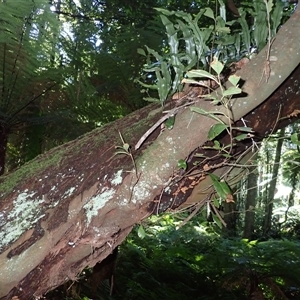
[0, 124, 8, 175]
[263, 128, 285, 235]
[243, 163, 258, 240]
[0, 7, 300, 300]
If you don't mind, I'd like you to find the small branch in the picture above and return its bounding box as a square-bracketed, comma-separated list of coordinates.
[135, 101, 195, 150]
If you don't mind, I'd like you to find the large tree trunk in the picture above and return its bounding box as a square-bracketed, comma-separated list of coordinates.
[0, 8, 300, 300]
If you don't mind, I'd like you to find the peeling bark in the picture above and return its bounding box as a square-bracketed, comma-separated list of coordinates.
[0, 7, 300, 300]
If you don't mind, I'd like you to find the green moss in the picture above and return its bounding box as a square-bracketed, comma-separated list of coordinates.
[0, 146, 65, 198]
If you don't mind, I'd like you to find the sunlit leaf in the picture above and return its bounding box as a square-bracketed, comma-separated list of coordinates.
[123, 143, 130, 152]
[185, 69, 217, 82]
[137, 225, 146, 239]
[266, 0, 274, 13]
[209, 174, 232, 201]
[210, 57, 224, 75]
[222, 86, 242, 97]
[228, 75, 240, 86]
[291, 133, 300, 145]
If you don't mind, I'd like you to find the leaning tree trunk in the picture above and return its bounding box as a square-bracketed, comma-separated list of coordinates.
[0, 8, 300, 300]
[263, 128, 285, 235]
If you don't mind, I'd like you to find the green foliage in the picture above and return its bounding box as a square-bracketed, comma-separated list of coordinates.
[238, 0, 285, 52]
[137, 8, 213, 104]
[116, 225, 300, 300]
[138, 0, 288, 105]
[50, 214, 300, 299]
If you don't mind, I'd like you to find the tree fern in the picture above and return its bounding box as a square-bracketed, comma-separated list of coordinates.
[0, 1, 104, 172]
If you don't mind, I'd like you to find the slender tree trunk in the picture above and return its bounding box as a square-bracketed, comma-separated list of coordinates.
[243, 163, 258, 240]
[263, 128, 285, 235]
[222, 200, 237, 237]
[0, 124, 8, 175]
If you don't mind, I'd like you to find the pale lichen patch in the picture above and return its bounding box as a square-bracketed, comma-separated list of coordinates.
[0, 192, 45, 251]
[111, 170, 123, 185]
[64, 187, 75, 198]
[131, 182, 152, 204]
[83, 189, 115, 225]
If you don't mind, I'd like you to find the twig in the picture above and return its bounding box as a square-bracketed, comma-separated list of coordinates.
[135, 101, 195, 150]
[260, 0, 275, 83]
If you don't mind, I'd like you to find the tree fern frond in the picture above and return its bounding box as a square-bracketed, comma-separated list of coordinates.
[0, 0, 61, 121]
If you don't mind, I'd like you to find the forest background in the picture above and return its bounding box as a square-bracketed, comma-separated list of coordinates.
[0, 0, 300, 299]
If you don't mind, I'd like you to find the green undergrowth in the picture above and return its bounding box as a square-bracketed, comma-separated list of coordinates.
[47, 214, 300, 300]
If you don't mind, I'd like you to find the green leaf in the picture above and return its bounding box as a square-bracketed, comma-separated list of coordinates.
[266, 0, 274, 13]
[271, 1, 284, 36]
[123, 143, 130, 152]
[291, 133, 300, 145]
[181, 78, 208, 86]
[137, 48, 146, 56]
[177, 159, 187, 170]
[190, 107, 225, 123]
[155, 7, 174, 16]
[185, 69, 217, 82]
[204, 7, 215, 20]
[218, 0, 226, 21]
[137, 225, 146, 239]
[208, 123, 228, 140]
[165, 115, 175, 130]
[210, 57, 224, 75]
[222, 86, 242, 97]
[209, 174, 232, 201]
[212, 213, 222, 228]
[214, 140, 221, 149]
[234, 133, 249, 141]
[216, 26, 231, 34]
[228, 75, 240, 86]
[213, 197, 220, 208]
[238, 13, 251, 53]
